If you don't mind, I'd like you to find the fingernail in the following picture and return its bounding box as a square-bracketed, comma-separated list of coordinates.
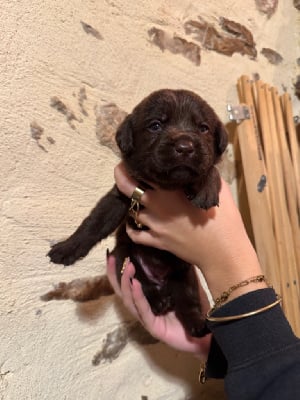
[121, 257, 130, 275]
[124, 256, 130, 266]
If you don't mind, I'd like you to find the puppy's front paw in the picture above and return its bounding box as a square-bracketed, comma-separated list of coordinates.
[189, 320, 210, 337]
[183, 316, 209, 338]
[150, 296, 173, 315]
[48, 237, 90, 266]
[191, 189, 219, 210]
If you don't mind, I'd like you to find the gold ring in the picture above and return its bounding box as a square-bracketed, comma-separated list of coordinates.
[129, 186, 145, 228]
[131, 187, 145, 202]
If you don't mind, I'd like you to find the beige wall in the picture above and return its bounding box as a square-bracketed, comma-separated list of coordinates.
[1, 1, 299, 399]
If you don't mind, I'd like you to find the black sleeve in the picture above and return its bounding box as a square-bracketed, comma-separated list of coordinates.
[205, 288, 300, 400]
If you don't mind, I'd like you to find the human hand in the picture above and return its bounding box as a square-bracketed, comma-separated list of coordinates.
[114, 163, 241, 264]
[106, 255, 212, 358]
[114, 162, 264, 300]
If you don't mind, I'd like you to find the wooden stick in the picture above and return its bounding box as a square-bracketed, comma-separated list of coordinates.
[236, 76, 280, 293]
[236, 76, 300, 334]
[272, 88, 300, 269]
[255, 81, 300, 333]
[281, 93, 300, 212]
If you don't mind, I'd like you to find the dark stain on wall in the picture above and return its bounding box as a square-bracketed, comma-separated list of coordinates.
[78, 87, 88, 116]
[148, 27, 201, 66]
[92, 325, 128, 365]
[30, 121, 48, 152]
[294, 76, 300, 99]
[47, 136, 56, 144]
[261, 48, 283, 65]
[92, 321, 158, 366]
[184, 16, 257, 59]
[50, 96, 79, 129]
[255, 0, 278, 17]
[80, 21, 103, 40]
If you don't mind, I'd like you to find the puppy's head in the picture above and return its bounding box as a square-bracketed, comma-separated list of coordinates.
[116, 89, 227, 189]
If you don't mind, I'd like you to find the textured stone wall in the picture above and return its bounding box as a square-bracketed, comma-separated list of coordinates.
[1, 1, 299, 399]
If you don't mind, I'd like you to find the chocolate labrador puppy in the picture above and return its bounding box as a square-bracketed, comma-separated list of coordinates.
[46, 89, 228, 337]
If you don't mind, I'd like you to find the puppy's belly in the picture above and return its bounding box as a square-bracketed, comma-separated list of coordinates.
[134, 252, 171, 288]
[127, 243, 190, 288]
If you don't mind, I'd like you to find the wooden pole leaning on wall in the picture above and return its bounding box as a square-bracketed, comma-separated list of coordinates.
[235, 75, 300, 336]
[255, 81, 300, 334]
[272, 89, 300, 270]
[236, 76, 281, 293]
[281, 93, 300, 213]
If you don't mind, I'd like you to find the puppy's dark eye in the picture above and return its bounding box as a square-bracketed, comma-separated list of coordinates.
[148, 120, 162, 133]
[199, 123, 209, 133]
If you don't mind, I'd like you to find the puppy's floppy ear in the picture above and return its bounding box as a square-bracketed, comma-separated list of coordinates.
[115, 114, 134, 155]
[214, 121, 228, 157]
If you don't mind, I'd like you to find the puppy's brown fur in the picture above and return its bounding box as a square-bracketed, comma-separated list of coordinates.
[46, 89, 228, 337]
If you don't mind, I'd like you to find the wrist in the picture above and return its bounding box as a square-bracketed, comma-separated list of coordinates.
[207, 275, 270, 318]
[197, 242, 266, 304]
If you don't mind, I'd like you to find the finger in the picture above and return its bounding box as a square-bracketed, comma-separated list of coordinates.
[130, 278, 157, 333]
[120, 260, 140, 318]
[114, 162, 138, 197]
[114, 162, 153, 206]
[129, 208, 158, 230]
[106, 255, 122, 297]
[126, 225, 164, 250]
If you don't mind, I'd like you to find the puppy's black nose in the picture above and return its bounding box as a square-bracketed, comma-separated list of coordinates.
[175, 139, 194, 155]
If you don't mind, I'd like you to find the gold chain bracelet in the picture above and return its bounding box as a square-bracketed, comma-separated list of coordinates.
[208, 274, 268, 315]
